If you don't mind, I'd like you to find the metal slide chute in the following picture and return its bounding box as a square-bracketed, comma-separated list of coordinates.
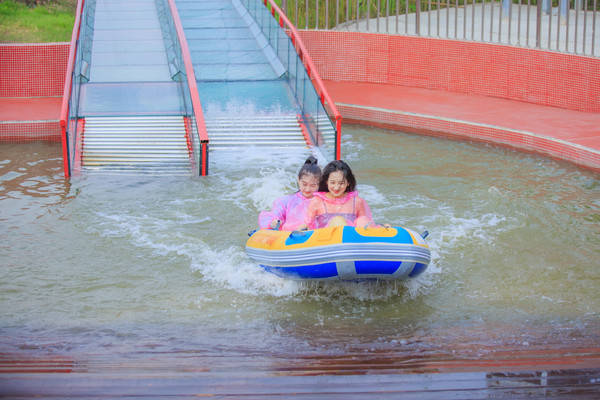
[60, 0, 339, 177]
[175, 0, 340, 162]
[239, 0, 342, 160]
[60, 0, 209, 177]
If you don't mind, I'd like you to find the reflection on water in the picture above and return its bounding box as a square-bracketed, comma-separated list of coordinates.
[0, 127, 599, 389]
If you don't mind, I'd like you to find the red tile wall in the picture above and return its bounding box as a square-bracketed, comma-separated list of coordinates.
[298, 31, 600, 113]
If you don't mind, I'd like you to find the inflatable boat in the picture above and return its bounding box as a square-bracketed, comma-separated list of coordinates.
[245, 225, 430, 281]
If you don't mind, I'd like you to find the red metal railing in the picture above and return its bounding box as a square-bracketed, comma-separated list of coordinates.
[166, 0, 210, 176]
[59, 0, 85, 178]
[263, 0, 342, 160]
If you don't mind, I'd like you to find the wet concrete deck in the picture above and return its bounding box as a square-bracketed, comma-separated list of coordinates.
[0, 97, 62, 142]
[324, 80, 600, 172]
[0, 97, 61, 122]
[1, 349, 600, 398]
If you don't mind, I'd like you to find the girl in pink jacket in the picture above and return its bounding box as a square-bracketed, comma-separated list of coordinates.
[303, 160, 375, 230]
[258, 156, 322, 231]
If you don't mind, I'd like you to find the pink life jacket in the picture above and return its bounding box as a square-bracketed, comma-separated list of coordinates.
[306, 191, 373, 230]
[258, 191, 312, 231]
[314, 195, 357, 229]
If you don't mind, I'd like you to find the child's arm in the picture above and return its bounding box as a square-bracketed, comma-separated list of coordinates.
[355, 197, 375, 228]
[355, 198, 391, 228]
[258, 196, 288, 229]
[302, 198, 319, 230]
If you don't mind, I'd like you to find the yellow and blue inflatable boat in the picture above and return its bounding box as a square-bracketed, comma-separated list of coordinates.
[245, 226, 430, 281]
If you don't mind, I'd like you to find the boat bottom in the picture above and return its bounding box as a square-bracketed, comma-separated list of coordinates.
[261, 260, 428, 281]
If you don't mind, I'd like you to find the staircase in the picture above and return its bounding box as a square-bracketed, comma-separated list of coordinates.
[205, 114, 337, 152]
[206, 115, 307, 151]
[81, 116, 192, 174]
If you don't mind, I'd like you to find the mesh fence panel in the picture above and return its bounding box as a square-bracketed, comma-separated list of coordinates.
[0, 43, 68, 98]
[0, 43, 68, 142]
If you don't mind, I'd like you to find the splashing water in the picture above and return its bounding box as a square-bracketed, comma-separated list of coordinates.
[0, 125, 599, 360]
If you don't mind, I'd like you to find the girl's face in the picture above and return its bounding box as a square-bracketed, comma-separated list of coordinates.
[298, 174, 320, 198]
[326, 170, 348, 198]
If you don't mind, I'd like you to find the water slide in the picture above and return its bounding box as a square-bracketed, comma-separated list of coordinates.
[60, 0, 339, 176]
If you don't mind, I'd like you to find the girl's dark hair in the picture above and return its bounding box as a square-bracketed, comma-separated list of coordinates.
[319, 160, 356, 193]
[298, 156, 321, 179]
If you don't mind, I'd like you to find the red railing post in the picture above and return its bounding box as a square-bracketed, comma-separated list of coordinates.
[335, 116, 342, 160]
[59, 0, 85, 179]
[167, 0, 210, 176]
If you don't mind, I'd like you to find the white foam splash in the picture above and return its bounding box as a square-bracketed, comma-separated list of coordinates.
[209, 147, 311, 176]
[90, 208, 437, 301]
[357, 183, 388, 207]
[245, 167, 296, 211]
[203, 100, 289, 117]
[186, 242, 297, 296]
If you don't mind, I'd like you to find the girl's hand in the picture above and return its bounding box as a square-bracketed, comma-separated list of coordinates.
[360, 222, 391, 229]
[270, 219, 281, 230]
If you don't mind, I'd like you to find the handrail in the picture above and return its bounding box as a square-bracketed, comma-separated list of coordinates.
[59, 0, 85, 178]
[263, 0, 342, 160]
[166, 0, 210, 176]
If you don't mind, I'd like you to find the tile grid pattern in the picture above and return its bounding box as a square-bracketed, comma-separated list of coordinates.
[298, 30, 600, 113]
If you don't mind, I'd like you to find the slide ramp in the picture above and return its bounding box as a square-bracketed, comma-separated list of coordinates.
[62, 0, 338, 176]
[175, 0, 315, 157]
[73, 0, 194, 175]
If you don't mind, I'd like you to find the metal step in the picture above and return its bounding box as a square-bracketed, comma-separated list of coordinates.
[209, 141, 307, 147]
[81, 116, 191, 174]
[205, 114, 309, 151]
[84, 129, 186, 134]
[82, 155, 190, 161]
[84, 166, 191, 176]
[83, 158, 191, 164]
[208, 134, 303, 139]
[83, 150, 189, 156]
[208, 129, 301, 133]
[82, 139, 187, 145]
[206, 122, 300, 128]
[82, 145, 188, 151]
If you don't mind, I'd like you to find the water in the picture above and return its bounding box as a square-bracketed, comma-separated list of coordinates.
[1, 126, 599, 386]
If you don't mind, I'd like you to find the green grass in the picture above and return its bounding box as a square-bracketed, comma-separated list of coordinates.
[0, 0, 76, 43]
